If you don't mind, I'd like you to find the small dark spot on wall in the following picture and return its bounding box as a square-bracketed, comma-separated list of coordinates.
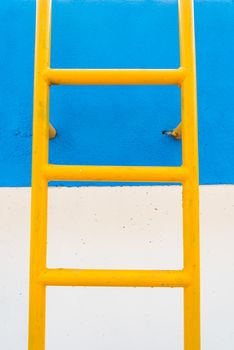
[14, 128, 32, 138]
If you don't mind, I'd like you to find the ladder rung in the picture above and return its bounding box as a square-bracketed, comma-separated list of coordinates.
[39, 269, 190, 287]
[43, 165, 188, 182]
[45, 68, 186, 86]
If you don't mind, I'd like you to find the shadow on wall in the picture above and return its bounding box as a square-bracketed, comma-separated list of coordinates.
[0, 0, 233, 186]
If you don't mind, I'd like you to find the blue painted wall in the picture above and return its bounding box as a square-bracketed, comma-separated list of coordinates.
[0, 0, 233, 186]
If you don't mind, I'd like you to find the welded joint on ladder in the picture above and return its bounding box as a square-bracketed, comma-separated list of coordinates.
[162, 122, 182, 140]
[49, 123, 57, 139]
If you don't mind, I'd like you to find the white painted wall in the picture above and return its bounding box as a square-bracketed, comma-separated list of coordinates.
[0, 186, 234, 349]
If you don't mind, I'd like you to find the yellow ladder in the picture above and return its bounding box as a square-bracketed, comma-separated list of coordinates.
[28, 1, 200, 349]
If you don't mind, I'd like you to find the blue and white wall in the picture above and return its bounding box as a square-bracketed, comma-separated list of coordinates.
[0, 0, 234, 186]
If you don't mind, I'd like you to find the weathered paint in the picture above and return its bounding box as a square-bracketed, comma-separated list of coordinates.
[0, 0, 233, 186]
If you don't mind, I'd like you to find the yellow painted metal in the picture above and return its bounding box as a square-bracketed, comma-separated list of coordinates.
[39, 269, 191, 287]
[28, 0, 50, 349]
[28, 0, 200, 349]
[179, 1, 200, 348]
[45, 68, 186, 85]
[43, 164, 188, 182]
[171, 122, 182, 139]
[49, 123, 56, 139]
[163, 122, 182, 139]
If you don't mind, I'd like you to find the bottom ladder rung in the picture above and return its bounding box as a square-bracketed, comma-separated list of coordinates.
[39, 268, 190, 287]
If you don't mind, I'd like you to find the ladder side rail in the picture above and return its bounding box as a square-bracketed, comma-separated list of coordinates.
[28, 0, 52, 349]
[178, 1, 200, 349]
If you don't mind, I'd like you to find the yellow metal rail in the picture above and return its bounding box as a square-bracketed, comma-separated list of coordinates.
[28, 0, 200, 349]
[45, 67, 186, 85]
